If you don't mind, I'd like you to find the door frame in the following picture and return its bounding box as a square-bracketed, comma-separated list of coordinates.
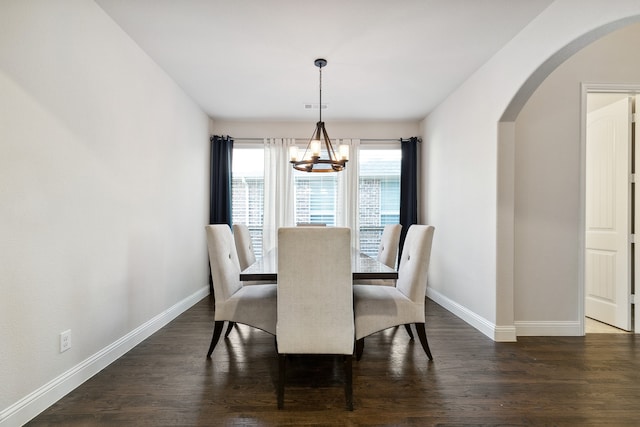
[580, 83, 640, 334]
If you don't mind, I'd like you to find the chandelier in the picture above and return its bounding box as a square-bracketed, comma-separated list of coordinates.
[289, 59, 348, 173]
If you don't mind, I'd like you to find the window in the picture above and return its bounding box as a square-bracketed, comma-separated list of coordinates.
[230, 145, 401, 258]
[293, 172, 337, 226]
[358, 149, 401, 257]
[231, 148, 264, 256]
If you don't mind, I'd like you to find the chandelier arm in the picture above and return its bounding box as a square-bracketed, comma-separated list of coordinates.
[321, 123, 338, 161]
[300, 123, 321, 162]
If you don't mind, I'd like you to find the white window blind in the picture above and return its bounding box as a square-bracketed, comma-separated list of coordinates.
[293, 171, 338, 226]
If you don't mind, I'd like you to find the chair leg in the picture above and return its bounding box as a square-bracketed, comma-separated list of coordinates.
[344, 355, 353, 411]
[277, 354, 286, 409]
[224, 321, 235, 338]
[415, 322, 433, 360]
[404, 323, 415, 340]
[206, 321, 225, 358]
[355, 338, 365, 361]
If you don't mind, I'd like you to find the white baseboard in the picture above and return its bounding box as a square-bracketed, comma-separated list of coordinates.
[514, 320, 582, 336]
[426, 288, 584, 340]
[426, 287, 517, 342]
[0, 286, 210, 427]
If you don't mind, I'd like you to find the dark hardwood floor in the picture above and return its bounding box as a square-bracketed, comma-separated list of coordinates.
[28, 297, 640, 426]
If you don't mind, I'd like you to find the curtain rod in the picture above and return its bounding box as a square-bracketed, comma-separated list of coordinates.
[224, 137, 421, 143]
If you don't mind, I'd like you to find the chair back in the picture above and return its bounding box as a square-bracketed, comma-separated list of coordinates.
[396, 225, 435, 303]
[377, 224, 402, 269]
[277, 227, 354, 355]
[205, 225, 243, 305]
[233, 224, 256, 270]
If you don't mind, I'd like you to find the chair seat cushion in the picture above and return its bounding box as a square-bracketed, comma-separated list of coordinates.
[353, 284, 425, 340]
[216, 284, 277, 335]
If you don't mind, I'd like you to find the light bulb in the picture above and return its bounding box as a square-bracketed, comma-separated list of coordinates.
[310, 140, 321, 156]
[339, 145, 349, 161]
[289, 146, 299, 162]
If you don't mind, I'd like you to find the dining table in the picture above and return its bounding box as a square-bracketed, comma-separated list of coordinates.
[240, 248, 398, 282]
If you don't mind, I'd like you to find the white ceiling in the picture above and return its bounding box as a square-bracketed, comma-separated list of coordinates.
[95, 0, 553, 122]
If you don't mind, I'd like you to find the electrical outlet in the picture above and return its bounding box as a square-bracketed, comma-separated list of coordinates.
[60, 330, 71, 353]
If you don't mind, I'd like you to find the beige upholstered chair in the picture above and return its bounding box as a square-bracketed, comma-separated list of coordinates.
[354, 224, 402, 287]
[353, 224, 435, 361]
[232, 223, 256, 271]
[232, 223, 271, 292]
[204, 224, 277, 358]
[377, 224, 402, 269]
[276, 227, 354, 410]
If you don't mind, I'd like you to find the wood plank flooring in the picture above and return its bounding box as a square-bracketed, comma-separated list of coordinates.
[28, 297, 640, 426]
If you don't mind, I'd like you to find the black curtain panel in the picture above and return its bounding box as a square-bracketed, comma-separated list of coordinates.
[209, 135, 234, 226]
[399, 136, 419, 260]
[209, 135, 233, 293]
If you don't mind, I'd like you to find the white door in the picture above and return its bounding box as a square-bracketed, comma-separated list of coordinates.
[585, 97, 632, 331]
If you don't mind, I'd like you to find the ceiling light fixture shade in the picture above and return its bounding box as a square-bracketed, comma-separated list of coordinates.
[290, 58, 348, 173]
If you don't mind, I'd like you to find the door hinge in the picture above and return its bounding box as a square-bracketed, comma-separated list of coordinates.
[631, 234, 636, 243]
[634, 113, 638, 123]
[631, 173, 636, 183]
[630, 294, 635, 305]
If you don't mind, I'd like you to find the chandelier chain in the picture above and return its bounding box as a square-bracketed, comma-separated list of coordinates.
[319, 65, 322, 123]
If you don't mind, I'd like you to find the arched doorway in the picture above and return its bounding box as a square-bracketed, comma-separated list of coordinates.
[499, 19, 640, 338]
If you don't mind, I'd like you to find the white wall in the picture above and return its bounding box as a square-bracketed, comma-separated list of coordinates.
[421, 0, 640, 341]
[514, 22, 640, 331]
[0, 1, 209, 423]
